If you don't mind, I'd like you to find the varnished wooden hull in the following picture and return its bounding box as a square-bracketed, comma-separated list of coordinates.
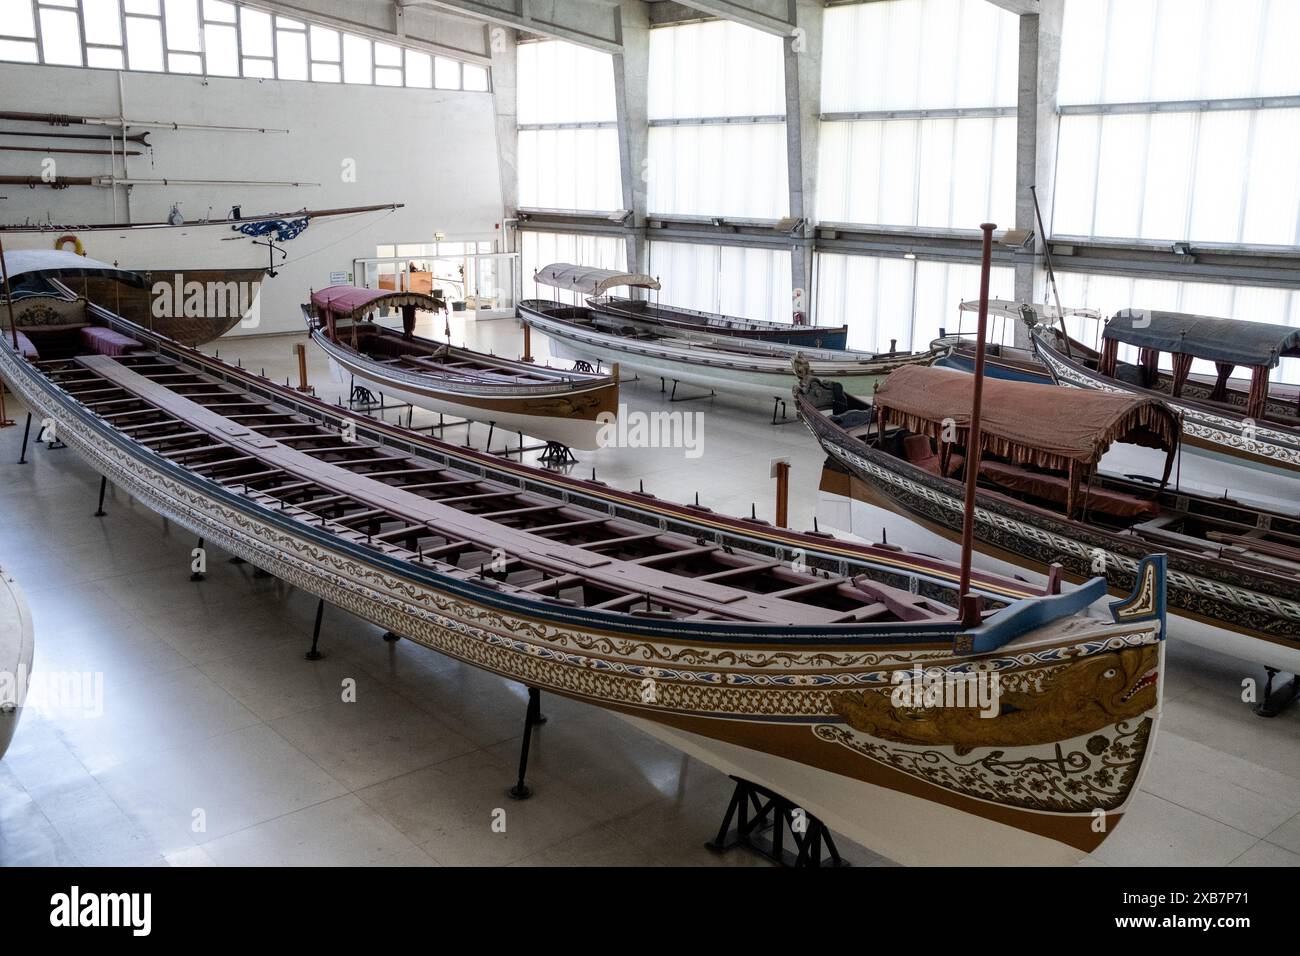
[1, 327, 1168, 864]
[312, 328, 619, 449]
[3, 204, 402, 345]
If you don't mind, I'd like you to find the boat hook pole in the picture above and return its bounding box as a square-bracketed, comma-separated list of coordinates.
[958, 223, 996, 628]
[1029, 185, 1072, 359]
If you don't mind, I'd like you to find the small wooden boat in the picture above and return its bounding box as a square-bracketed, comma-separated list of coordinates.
[0, 276, 1171, 864]
[519, 298, 930, 405]
[796, 364, 1300, 677]
[931, 300, 1098, 384]
[536, 261, 849, 350]
[1032, 310, 1300, 482]
[1, 204, 402, 344]
[0, 566, 34, 759]
[305, 285, 618, 450]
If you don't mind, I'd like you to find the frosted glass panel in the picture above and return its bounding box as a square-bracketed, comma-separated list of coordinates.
[648, 20, 785, 120]
[1053, 110, 1300, 244]
[518, 128, 622, 212]
[821, 0, 1018, 113]
[39, 8, 82, 66]
[517, 39, 616, 124]
[520, 231, 626, 301]
[647, 125, 789, 220]
[815, 254, 1014, 353]
[818, 117, 1014, 229]
[1059, 0, 1300, 106]
[83, 0, 123, 45]
[164, 0, 201, 52]
[125, 16, 163, 71]
[646, 242, 792, 324]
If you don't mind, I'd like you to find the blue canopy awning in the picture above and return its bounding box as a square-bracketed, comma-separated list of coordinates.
[1105, 309, 1300, 369]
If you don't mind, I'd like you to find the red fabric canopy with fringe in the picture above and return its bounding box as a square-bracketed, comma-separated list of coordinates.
[875, 365, 1179, 473]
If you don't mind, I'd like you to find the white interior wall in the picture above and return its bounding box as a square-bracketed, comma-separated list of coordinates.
[0, 62, 504, 334]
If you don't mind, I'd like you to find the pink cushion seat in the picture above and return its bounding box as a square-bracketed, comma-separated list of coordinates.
[11, 331, 39, 360]
[80, 326, 142, 356]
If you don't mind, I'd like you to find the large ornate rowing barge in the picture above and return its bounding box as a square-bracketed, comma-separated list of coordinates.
[305, 285, 618, 449]
[2, 284, 1173, 864]
[797, 365, 1300, 676]
[1033, 311, 1300, 482]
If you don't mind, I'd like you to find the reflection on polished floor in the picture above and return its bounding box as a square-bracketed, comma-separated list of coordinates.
[1, 313, 1298, 867]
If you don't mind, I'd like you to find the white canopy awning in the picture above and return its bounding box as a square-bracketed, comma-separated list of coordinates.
[958, 298, 1100, 322]
[1, 249, 149, 288]
[533, 262, 661, 296]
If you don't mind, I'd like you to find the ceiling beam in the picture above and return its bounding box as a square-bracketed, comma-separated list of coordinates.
[667, 0, 795, 36]
[985, 0, 1041, 14]
[402, 0, 624, 53]
[252, 0, 492, 62]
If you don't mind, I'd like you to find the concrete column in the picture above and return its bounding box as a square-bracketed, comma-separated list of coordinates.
[613, 4, 650, 275]
[1013, 0, 1063, 342]
[489, 26, 519, 255]
[783, 0, 822, 324]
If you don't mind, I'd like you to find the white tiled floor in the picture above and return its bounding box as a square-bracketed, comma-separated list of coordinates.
[1, 313, 1297, 866]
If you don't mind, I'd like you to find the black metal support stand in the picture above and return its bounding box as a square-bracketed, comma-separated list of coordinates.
[382, 630, 401, 642]
[94, 475, 107, 517]
[348, 385, 411, 417]
[17, 412, 30, 464]
[1255, 667, 1300, 717]
[538, 441, 577, 465]
[507, 686, 547, 800]
[771, 396, 798, 425]
[669, 380, 715, 402]
[305, 598, 325, 660]
[705, 776, 848, 867]
[190, 536, 205, 581]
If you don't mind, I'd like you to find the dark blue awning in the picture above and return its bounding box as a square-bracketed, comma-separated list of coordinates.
[1105, 309, 1300, 368]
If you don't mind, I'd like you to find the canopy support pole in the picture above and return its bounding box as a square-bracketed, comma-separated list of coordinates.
[958, 224, 996, 629]
[773, 459, 790, 529]
[294, 343, 310, 392]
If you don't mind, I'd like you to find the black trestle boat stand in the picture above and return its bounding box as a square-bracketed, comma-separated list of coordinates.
[706, 776, 849, 867]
